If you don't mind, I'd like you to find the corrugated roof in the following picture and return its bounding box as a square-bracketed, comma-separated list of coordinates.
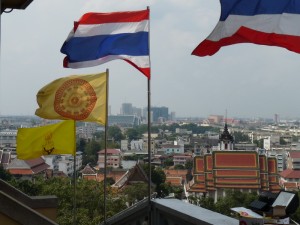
[31, 163, 49, 174]
[7, 158, 30, 169]
[280, 169, 300, 179]
[7, 157, 49, 175]
[26, 157, 46, 167]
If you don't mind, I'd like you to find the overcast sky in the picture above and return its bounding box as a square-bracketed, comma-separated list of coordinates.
[1, 0, 300, 120]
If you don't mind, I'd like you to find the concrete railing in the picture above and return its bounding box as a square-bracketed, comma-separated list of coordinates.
[0, 179, 58, 225]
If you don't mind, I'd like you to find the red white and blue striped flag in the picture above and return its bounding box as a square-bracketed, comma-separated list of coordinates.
[192, 0, 300, 56]
[61, 9, 150, 79]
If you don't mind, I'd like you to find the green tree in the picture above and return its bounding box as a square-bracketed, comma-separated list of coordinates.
[136, 124, 148, 136]
[8, 176, 127, 225]
[77, 138, 87, 153]
[164, 158, 174, 167]
[151, 167, 166, 186]
[214, 190, 257, 216]
[171, 186, 183, 199]
[157, 182, 171, 197]
[39, 177, 126, 225]
[291, 191, 300, 222]
[174, 164, 185, 170]
[233, 131, 250, 143]
[185, 160, 193, 171]
[188, 190, 258, 217]
[0, 165, 12, 181]
[123, 183, 148, 205]
[126, 128, 141, 142]
[9, 178, 41, 196]
[199, 196, 215, 211]
[280, 137, 287, 145]
[108, 125, 124, 142]
[253, 139, 264, 148]
[83, 139, 101, 166]
[141, 164, 166, 197]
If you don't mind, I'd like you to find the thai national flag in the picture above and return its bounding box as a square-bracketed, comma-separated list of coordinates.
[61, 9, 150, 79]
[192, 0, 300, 57]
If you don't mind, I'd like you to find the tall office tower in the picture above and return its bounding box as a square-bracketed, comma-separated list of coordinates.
[274, 114, 279, 124]
[121, 103, 133, 115]
[151, 106, 169, 122]
[170, 111, 176, 121]
[132, 107, 142, 117]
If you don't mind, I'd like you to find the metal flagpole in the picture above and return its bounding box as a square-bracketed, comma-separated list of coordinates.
[0, 0, 2, 117]
[146, 6, 152, 225]
[73, 120, 77, 225]
[103, 69, 109, 224]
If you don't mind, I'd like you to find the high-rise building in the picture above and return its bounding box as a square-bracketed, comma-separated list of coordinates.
[170, 111, 176, 121]
[146, 106, 169, 123]
[121, 103, 133, 115]
[274, 113, 279, 124]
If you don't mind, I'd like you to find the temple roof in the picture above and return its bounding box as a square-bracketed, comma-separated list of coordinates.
[191, 150, 279, 193]
[80, 164, 96, 175]
[112, 163, 153, 189]
[219, 123, 234, 143]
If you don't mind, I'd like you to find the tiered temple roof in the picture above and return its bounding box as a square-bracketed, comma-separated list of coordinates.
[188, 151, 280, 193]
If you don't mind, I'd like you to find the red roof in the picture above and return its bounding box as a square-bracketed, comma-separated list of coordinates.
[213, 151, 258, 169]
[26, 157, 46, 167]
[280, 169, 300, 179]
[164, 169, 188, 176]
[98, 149, 121, 154]
[288, 151, 300, 159]
[31, 163, 50, 174]
[7, 157, 49, 175]
[283, 182, 298, 188]
[166, 177, 182, 186]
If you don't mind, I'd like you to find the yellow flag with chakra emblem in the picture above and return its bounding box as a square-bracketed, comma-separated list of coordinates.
[35, 72, 107, 125]
[17, 120, 75, 160]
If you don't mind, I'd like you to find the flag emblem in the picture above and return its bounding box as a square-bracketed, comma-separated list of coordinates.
[42, 132, 55, 155]
[54, 78, 97, 120]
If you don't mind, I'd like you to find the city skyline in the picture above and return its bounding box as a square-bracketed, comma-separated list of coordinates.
[2, 1, 300, 119]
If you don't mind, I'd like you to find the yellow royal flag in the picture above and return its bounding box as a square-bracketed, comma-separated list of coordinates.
[17, 120, 76, 160]
[35, 72, 107, 125]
